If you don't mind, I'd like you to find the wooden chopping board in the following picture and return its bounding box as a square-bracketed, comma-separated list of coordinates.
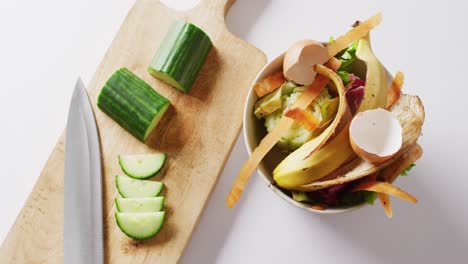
[0, 0, 266, 262]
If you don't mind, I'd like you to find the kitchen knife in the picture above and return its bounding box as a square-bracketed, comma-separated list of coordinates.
[63, 78, 103, 264]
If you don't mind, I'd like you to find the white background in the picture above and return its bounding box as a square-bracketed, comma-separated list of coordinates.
[1, 0, 467, 263]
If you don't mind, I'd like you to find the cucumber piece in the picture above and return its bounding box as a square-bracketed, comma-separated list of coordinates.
[97, 68, 170, 142]
[115, 212, 165, 240]
[115, 197, 165, 213]
[148, 21, 212, 93]
[116, 175, 164, 198]
[118, 153, 167, 179]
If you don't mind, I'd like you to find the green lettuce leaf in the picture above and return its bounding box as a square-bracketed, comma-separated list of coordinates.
[335, 41, 358, 84]
[400, 163, 416, 176]
[292, 192, 318, 203]
[337, 70, 350, 84]
[340, 190, 377, 206]
[363, 191, 378, 205]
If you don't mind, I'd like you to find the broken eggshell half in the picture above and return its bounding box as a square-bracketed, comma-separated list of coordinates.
[283, 40, 328, 85]
[349, 108, 403, 163]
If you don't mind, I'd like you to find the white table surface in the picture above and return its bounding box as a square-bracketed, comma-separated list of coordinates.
[1, 0, 467, 263]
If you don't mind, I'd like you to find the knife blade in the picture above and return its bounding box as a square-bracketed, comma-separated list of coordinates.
[64, 78, 103, 264]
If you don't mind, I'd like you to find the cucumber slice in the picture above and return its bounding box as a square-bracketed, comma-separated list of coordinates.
[148, 21, 212, 93]
[115, 212, 165, 240]
[115, 197, 165, 212]
[116, 175, 164, 198]
[118, 153, 167, 179]
[97, 68, 170, 142]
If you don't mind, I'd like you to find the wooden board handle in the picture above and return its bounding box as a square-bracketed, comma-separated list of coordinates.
[195, 0, 236, 19]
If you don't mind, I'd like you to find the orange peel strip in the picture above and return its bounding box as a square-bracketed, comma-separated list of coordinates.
[325, 56, 342, 71]
[326, 13, 383, 58]
[386, 71, 404, 108]
[283, 107, 320, 132]
[253, 71, 286, 97]
[378, 193, 393, 218]
[351, 181, 418, 204]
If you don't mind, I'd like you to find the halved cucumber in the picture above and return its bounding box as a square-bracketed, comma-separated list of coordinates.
[97, 68, 170, 142]
[115, 197, 165, 213]
[116, 175, 164, 198]
[118, 153, 167, 179]
[115, 212, 166, 240]
[148, 21, 212, 93]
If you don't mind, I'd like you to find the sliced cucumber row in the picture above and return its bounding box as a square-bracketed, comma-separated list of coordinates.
[115, 175, 167, 240]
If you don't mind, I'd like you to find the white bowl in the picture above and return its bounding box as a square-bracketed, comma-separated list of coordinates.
[243, 52, 374, 214]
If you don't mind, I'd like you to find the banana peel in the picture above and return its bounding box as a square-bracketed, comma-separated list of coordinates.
[274, 124, 354, 189]
[356, 34, 389, 112]
[273, 65, 350, 189]
[295, 65, 349, 158]
[273, 34, 389, 189]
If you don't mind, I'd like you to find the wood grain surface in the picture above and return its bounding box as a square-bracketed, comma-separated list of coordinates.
[0, 0, 266, 262]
